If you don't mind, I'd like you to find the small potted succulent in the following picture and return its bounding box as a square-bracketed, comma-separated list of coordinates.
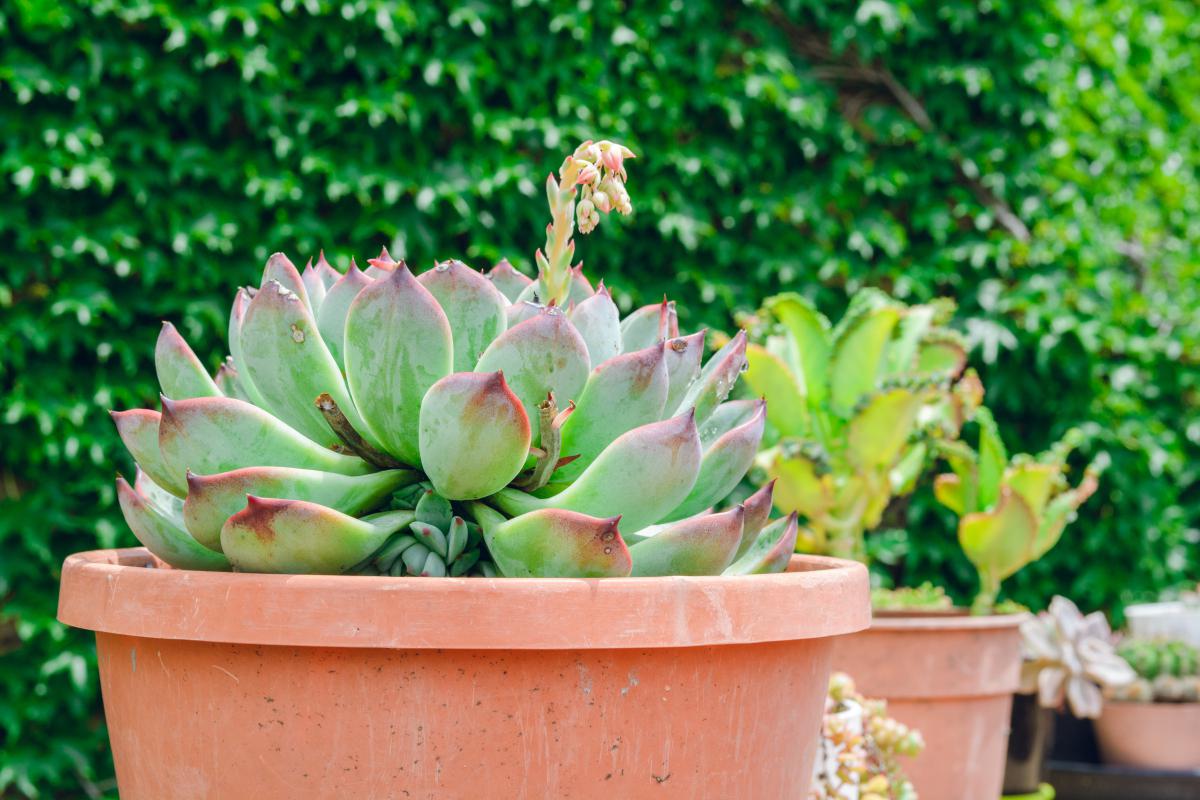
[57, 142, 869, 798]
[1096, 637, 1200, 770]
[1004, 596, 1135, 794]
[1124, 585, 1200, 648]
[742, 294, 1103, 800]
[810, 673, 923, 800]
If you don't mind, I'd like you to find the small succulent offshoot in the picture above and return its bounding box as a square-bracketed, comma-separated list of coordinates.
[110, 141, 797, 578]
[741, 289, 981, 562]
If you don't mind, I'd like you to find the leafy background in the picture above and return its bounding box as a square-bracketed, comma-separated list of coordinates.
[1, 0, 1196, 795]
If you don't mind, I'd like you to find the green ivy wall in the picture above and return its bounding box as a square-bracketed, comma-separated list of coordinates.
[1, 1, 1196, 794]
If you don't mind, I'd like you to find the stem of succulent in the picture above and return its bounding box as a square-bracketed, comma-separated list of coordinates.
[314, 392, 407, 470]
[512, 393, 574, 492]
[536, 173, 578, 307]
[972, 574, 1000, 616]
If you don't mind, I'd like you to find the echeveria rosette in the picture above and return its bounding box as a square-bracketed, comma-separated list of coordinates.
[740, 288, 980, 562]
[1019, 596, 1135, 718]
[109, 142, 792, 578]
[933, 411, 1107, 614]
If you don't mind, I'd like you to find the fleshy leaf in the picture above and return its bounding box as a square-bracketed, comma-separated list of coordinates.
[959, 487, 1038, 583]
[846, 388, 924, 469]
[933, 474, 966, 516]
[491, 412, 702, 534]
[662, 331, 705, 416]
[227, 288, 267, 406]
[763, 293, 831, 404]
[158, 396, 371, 486]
[344, 264, 453, 466]
[116, 475, 229, 570]
[487, 258, 532, 303]
[182, 467, 416, 551]
[506, 300, 544, 328]
[111, 408, 185, 496]
[213, 359, 251, 402]
[260, 252, 311, 310]
[301, 259, 327, 312]
[315, 251, 341, 290]
[916, 338, 967, 377]
[241, 279, 373, 448]
[556, 345, 669, 481]
[471, 505, 631, 578]
[418, 260, 508, 372]
[767, 451, 832, 520]
[884, 305, 935, 375]
[316, 259, 371, 368]
[1003, 463, 1059, 519]
[744, 343, 807, 437]
[418, 371, 531, 500]
[221, 498, 412, 574]
[156, 322, 221, 399]
[569, 288, 621, 367]
[662, 400, 765, 522]
[674, 330, 747, 424]
[976, 408, 1008, 510]
[737, 480, 775, 558]
[723, 513, 799, 575]
[566, 264, 595, 304]
[474, 309, 590, 444]
[620, 300, 673, 352]
[629, 506, 744, 576]
[829, 301, 902, 415]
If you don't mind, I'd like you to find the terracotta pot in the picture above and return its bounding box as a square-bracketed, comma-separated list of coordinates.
[59, 548, 868, 799]
[831, 611, 1025, 800]
[1093, 700, 1200, 771]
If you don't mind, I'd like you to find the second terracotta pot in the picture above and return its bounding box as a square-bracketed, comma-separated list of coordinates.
[1094, 700, 1200, 771]
[832, 611, 1025, 800]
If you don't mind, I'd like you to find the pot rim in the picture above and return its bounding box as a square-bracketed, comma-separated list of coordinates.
[58, 548, 869, 650]
[866, 609, 1028, 631]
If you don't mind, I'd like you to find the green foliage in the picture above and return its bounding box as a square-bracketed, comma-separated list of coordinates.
[1, 0, 1195, 795]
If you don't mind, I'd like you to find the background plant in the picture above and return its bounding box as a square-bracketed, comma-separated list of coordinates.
[1, 0, 1196, 795]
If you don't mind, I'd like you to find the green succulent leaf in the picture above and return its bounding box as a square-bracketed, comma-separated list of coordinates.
[763, 292, 831, 404]
[345, 264, 454, 466]
[674, 330, 747, 424]
[260, 252, 312, 311]
[240, 278, 373, 449]
[182, 466, 416, 551]
[629, 506, 744, 576]
[158, 396, 372, 485]
[959, 486, 1039, 584]
[418, 371, 531, 500]
[111, 408, 185, 496]
[486, 259, 532, 303]
[155, 322, 221, 400]
[414, 489, 454, 531]
[556, 344, 669, 481]
[662, 399, 765, 522]
[736, 480, 776, 559]
[116, 475, 230, 571]
[471, 505, 631, 578]
[662, 330, 706, 415]
[417, 260, 508, 373]
[491, 412, 703, 534]
[220, 498, 413, 574]
[619, 300, 673, 352]
[723, 513, 800, 576]
[315, 260, 370, 368]
[568, 287, 622, 367]
[744, 342, 807, 437]
[846, 388, 924, 469]
[474, 309, 590, 444]
[828, 301, 902, 416]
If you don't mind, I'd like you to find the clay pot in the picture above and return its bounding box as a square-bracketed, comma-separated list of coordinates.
[1094, 701, 1200, 771]
[831, 611, 1025, 800]
[59, 547, 868, 799]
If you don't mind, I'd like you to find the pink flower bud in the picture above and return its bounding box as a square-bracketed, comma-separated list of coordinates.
[576, 198, 596, 231]
[602, 147, 623, 175]
[576, 163, 600, 186]
[592, 190, 612, 213]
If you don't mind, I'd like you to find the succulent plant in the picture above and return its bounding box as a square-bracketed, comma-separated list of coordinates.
[740, 288, 981, 561]
[870, 582, 954, 613]
[933, 411, 1106, 613]
[111, 141, 797, 578]
[811, 672, 922, 800]
[1019, 596, 1136, 718]
[1107, 638, 1200, 703]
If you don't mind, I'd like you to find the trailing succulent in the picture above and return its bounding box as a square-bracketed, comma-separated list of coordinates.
[740, 288, 981, 561]
[934, 412, 1105, 614]
[1108, 638, 1200, 703]
[111, 141, 798, 578]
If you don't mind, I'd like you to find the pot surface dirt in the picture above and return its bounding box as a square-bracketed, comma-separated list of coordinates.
[832, 611, 1025, 800]
[1094, 700, 1200, 771]
[60, 548, 868, 800]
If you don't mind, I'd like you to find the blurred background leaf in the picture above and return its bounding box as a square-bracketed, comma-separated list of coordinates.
[1, 0, 1196, 795]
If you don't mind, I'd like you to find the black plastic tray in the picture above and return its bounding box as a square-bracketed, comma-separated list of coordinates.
[1047, 760, 1200, 800]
